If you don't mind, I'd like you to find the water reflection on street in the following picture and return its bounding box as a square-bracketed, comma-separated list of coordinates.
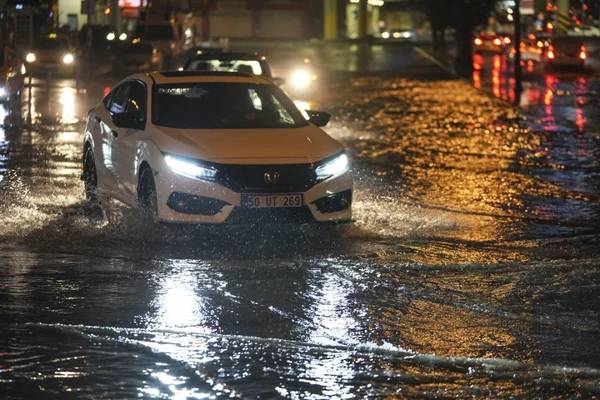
[1, 47, 600, 398]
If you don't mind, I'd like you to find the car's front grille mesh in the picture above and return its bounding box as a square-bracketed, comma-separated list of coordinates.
[214, 163, 317, 193]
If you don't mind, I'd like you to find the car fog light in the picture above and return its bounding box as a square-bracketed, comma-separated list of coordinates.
[164, 154, 218, 181]
[25, 52, 36, 63]
[315, 153, 349, 181]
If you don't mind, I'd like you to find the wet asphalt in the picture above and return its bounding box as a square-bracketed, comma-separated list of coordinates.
[1, 43, 600, 399]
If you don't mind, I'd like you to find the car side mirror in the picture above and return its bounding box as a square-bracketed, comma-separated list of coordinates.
[272, 77, 285, 86]
[112, 111, 145, 130]
[306, 110, 331, 127]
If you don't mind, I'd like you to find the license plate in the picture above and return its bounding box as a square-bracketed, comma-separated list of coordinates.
[241, 194, 303, 209]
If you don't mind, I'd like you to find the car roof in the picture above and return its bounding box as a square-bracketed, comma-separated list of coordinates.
[147, 70, 272, 85]
[188, 51, 265, 61]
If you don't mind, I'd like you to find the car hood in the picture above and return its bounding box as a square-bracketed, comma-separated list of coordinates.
[151, 125, 343, 164]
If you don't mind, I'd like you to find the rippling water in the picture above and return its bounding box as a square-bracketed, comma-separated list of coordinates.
[1, 71, 600, 398]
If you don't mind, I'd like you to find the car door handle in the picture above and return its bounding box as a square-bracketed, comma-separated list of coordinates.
[112, 130, 119, 138]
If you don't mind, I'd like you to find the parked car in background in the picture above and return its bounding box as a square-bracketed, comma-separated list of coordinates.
[24, 34, 77, 78]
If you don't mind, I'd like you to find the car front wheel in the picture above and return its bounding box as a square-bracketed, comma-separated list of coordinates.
[83, 146, 102, 217]
[138, 166, 158, 222]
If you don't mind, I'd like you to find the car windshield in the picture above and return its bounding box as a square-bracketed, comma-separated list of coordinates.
[33, 39, 69, 51]
[153, 83, 308, 129]
[186, 59, 263, 75]
[134, 25, 174, 41]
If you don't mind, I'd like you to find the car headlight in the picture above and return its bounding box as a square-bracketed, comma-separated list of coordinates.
[315, 153, 349, 181]
[381, 31, 390, 39]
[164, 154, 217, 182]
[290, 69, 312, 90]
[62, 53, 74, 64]
[106, 32, 116, 41]
[25, 52, 36, 63]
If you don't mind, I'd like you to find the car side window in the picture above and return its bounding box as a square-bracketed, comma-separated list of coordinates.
[108, 84, 130, 114]
[125, 81, 147, 119]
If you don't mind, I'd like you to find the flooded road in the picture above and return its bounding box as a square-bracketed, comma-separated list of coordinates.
[2, 46, 600, 398]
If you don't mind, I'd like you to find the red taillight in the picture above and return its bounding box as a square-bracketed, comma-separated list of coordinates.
[580, 45, 587, 60]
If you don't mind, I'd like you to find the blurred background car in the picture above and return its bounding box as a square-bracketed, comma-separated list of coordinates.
[545, 36, 587, 69]
[112, 41, 164, 77]
[380, 28, 417, 41]
[266, 53, 319, 98]
[183, 51, 273, 79]
[567, 24, 600, 37]
[474, 31, 512, 54]
[24, 34, 77, 78]
[78, 24, 116, 77]
[131, 21, 181, 67]
[0, 48, 25, 107]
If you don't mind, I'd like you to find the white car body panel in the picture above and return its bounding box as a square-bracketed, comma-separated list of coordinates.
[83, 72, 353, 224]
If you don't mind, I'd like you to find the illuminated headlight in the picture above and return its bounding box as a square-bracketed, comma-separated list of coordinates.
[164, 154, 217, 182]
[106, 32, 116, 41]
[25, 52, 36, 63]
[62, 53, 74, 64]
[381, 31, 390, 39]
[315, 153, 349, 181]
[290, 69, 312, 90]
[119, 33, 127, 41]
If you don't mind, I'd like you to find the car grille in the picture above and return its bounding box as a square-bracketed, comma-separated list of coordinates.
[226, 206, 314, 224]
[214, 163, 317, 193]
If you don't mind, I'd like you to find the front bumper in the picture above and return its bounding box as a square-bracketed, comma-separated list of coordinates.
[154, 167, 353, 224]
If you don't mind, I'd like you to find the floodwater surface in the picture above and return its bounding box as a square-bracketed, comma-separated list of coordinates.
[1, 53, 600, 398]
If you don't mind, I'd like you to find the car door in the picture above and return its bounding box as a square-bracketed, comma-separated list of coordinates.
[111, 80, 148, 198]
[96, 82, 130, 197]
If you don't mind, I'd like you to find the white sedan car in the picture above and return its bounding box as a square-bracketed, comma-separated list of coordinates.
[81, 71, 352, 224]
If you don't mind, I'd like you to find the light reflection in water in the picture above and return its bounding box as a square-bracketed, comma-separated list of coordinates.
[153, 263, 205, 329]
[575, 77, 586, 133]
[0, 103, 6, 183]
[59, 87, 77, 124]
[305, 270, 357, 397]
[544, 74, 557, 127]
[492, 54, 502, 98]
[143, 371, 210, 400]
